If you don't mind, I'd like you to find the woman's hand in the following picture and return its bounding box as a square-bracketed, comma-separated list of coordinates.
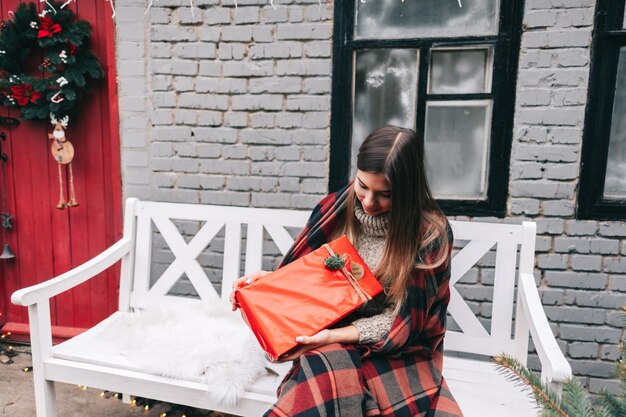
[278, 325, 360, 362]
[278, 329, 333, 362]
[229, 270, 270, 311]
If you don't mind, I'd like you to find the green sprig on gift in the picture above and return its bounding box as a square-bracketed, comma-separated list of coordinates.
[324, 254, 345, 270]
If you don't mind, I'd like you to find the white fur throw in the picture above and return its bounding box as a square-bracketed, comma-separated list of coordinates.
[93, 298, 268, 406]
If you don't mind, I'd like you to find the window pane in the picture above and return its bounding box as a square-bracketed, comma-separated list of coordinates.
[352, 49, 418, 171]
[424, 102, 492, 199]
[355, 0, 499, 39]
[604, 47, 626, 198]
[430, 48, 492, 94]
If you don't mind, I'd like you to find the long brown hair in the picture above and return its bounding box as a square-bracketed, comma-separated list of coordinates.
[334, 125, 449, 308]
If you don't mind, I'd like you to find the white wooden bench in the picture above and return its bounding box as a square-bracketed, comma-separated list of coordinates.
[12, 198, 572, 417]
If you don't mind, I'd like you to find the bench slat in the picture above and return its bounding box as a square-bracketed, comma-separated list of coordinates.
[265, 224, 297, 256]
[44, 358, 280, 417]
[148, 215, 222, 302]
[222, 222, 243, 301]
[244, 223, 264, 276]
[491, 241, 518, 341]
[449, 221, 523, 243]
[131, 208, 153, 306]
[444, 356, 537, 417]
[450, 240, 496, 285]
[447, 289, 490, 338]
[140, 202, 310, 227]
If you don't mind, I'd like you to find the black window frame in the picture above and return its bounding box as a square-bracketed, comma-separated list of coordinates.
[329, 1, 524, 217]
[578, 0, 626, 220]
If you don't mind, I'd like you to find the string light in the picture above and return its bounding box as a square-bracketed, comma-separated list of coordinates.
[159, 413, 167, 417]
[113, 393, 119, 398]
[144, 405, 150, 411]
[142, 0, 320, 16]
[100, 392, 105, 397]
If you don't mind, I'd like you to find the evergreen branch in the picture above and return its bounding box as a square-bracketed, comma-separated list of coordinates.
[495, 354, 569, 417]
[599, 389, 626, 417]
[560, 377, 595, 417]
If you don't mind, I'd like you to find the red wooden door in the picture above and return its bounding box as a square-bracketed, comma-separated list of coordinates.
[0, 0, 122, 339]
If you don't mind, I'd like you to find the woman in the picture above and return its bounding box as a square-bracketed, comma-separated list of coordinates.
[230, 125, 463, 417]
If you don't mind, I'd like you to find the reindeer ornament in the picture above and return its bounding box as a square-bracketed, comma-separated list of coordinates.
[48, 114, 78, 209]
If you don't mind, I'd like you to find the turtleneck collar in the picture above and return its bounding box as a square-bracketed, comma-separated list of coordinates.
[354, 202, 389, 237]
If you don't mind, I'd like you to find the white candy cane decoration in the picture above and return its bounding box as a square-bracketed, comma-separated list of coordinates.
[50, 91, 64, 104]
[40, 0, 57, 12]
[106, 0, 116, 18]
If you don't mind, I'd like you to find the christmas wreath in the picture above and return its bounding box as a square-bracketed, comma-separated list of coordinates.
[0, 1, 103, 123]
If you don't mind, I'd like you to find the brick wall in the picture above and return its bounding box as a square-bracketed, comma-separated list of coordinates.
[115, 0, 625, 393]
[117, 0, 332, 209]
[510, 0, 625, 393]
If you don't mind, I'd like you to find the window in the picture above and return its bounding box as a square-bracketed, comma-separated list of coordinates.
[330, 1, 524, 216]
[578, 0, 626, 219]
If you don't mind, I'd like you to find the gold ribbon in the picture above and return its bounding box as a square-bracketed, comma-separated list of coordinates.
[322, 244, 371, 303]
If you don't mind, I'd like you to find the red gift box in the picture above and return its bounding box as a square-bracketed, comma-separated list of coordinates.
[235, 235, 384, 361]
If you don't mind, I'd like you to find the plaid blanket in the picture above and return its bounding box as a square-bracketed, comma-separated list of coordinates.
[265, 185, 463, 417]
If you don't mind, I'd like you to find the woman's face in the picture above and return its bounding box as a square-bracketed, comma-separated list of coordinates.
[354, 170, 392, 216]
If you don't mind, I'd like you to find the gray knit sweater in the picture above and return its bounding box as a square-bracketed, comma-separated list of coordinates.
[351, 205, 397, 344]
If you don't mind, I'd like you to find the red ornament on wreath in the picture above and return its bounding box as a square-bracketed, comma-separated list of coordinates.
[0, 1, 103, 209]
[38, 16, 62, 38]
[10, 83, 43, 106]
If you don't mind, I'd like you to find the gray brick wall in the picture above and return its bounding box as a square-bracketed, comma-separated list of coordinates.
[115, 0, 625, 395]
[117, 0, 152, 199]
[118, 0, 331, 208]
[507, 0, 624, 394]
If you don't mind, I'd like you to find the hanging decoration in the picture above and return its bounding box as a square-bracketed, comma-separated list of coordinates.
[0, 1, 104, 209]
[49, 114, 78, 209]
[0, 129, 15, 260]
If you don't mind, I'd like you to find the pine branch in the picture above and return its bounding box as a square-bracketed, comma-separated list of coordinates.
[560, 377, 596, 417]
[495, 354, 569, 417]
[599, 389, 626, 417]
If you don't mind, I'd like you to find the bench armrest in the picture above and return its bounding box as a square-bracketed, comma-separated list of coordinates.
[517, 272, 572, 383]
[11, 237, 133, 307]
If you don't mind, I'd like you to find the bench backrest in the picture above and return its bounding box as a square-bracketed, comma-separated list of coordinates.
[445, 220, 536, 362]
[119, 198, 536, 362]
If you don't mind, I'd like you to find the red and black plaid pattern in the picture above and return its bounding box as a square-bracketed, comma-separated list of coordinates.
[265, 187, 464, 417]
